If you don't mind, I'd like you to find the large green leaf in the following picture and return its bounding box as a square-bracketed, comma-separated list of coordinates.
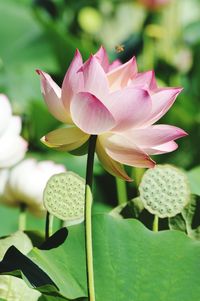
[169, 195, 200, 240]
[0, 231, 41, 301]
[27, 214, 200, 301]
[0, 231, 32, 259]
[2, 215, 200, 300]
[29, 225, 87, 300]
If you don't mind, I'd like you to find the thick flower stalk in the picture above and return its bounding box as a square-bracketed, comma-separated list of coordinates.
[37, 46, 187, 181]
[0, 94, 27, 169]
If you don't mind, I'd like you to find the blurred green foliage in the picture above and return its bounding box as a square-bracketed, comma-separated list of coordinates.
[1, 0, 200, 235]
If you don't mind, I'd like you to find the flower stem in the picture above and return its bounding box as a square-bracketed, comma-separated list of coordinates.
[116, 177, 127, 205]
[85, 135, 97, 301]
[153, 215, 159, 232]
[19, 203, 27, 231]
[45, 211, 54, 240]
[131, 167, 145, 188]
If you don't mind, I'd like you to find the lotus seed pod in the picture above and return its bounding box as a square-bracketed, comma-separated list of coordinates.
[139, 165, 190, 218]
[43, 172, 85, 222]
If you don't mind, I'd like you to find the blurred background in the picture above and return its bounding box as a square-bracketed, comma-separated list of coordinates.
[0, 0, 200, 235]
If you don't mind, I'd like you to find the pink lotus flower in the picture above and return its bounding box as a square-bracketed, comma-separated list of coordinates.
[37, 47, 187, 181]
[138, 0, 170, 10]
[0, 94, 27, 168]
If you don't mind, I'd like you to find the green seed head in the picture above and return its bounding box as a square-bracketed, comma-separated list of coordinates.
[43, 172, 85, 221]
[139, 165, 190, 218]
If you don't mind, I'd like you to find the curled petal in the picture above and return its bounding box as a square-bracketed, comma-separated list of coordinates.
[144, 87, 183, 126]
[94, 46, 109, 72]
[143, 141, 178, 155]
[107, 88, 152, 131]
[107, 57, 138, 92]
[129, 70, 157, 91]
[70, 92, 116, 135]
[96, 137, 132, 181]
[100, 134, 155, 168]
[36, 70, 70, 123]
[61, 49, 84, 116]
[124, 125, 188, 148]
[41, 127, 89, 151]
[0, 94, 12, 135]
[79, 55, 109, 100]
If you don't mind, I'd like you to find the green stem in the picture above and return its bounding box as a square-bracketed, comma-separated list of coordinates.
[18, 203, 27, 231]
[116, 177, 127, 205]
[153, 215, 159, 232]
[85, 185, 95, 300]
[45, 211, 54, 240]
[131, 167, 145, 188]
[85, 135, 97, 301]
[60, 219, 64, 229]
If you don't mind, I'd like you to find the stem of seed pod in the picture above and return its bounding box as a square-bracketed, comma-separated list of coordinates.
[116, 177, 127, 205]
[153, 215, 159, 232]
[45, 211, 54, 240]
[131, 167, 145, 188]
[60, 219, 64, 229]
[85, 135, 97, 301]
[19, 203, 27, 231]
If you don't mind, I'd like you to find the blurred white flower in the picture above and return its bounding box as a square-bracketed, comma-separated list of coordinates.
[0, 169, 9, 197]
[0, 159, 66, 215]
[0, 94, 28, 168]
